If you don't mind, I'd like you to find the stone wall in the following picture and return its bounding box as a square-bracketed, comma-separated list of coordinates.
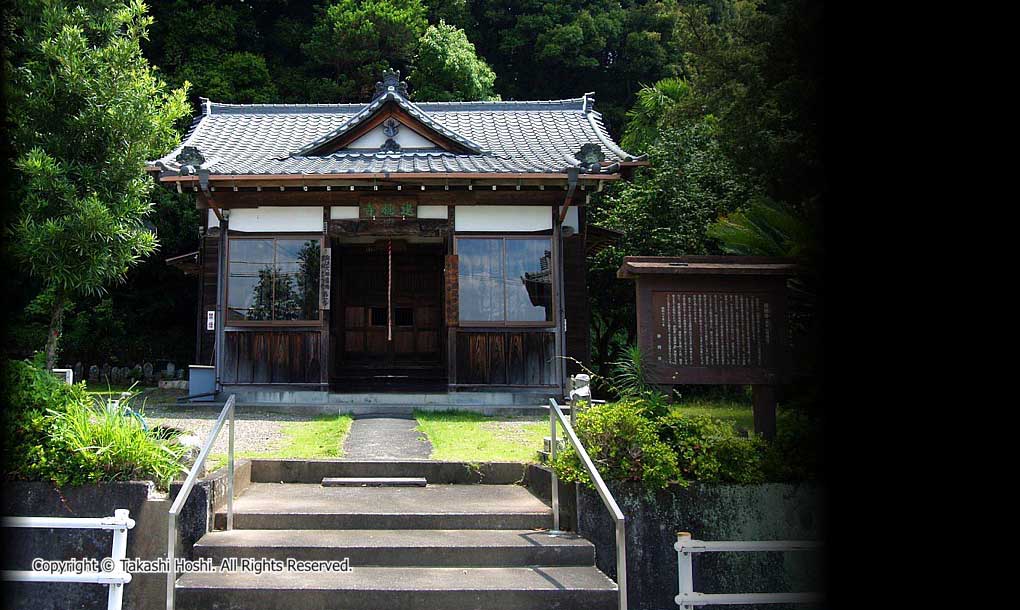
[576, 481, 825, 610]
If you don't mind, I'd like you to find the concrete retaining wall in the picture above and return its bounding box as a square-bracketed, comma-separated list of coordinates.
[576, 481, 825, 610]
[1, 461, 251, 610]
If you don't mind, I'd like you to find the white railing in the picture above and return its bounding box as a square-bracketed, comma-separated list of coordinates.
[548, 398, 627, 610]
[1, 510, 136, 610]
[675, 532, 824, 608]
[167, 393, 235, 610]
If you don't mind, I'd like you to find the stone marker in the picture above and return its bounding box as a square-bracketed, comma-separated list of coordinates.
[143, 362, 153, 381]
[88, 365, 99, 382]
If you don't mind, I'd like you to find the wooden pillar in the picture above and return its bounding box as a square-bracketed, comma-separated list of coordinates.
[752, 384, 777, 440]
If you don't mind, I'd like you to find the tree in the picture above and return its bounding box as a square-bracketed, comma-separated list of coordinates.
[672, 0, 824, 211]
[587, 118, 753, 376]
[303, 0, 428, 101]
[6, 0, 189, 369]
[620, 76, 691, 152]
[408, 21, 497, 102]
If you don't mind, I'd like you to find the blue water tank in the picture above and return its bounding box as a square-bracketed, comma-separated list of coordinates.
[188, 365, 216, 401]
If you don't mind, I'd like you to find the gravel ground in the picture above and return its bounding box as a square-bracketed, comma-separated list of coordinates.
[142, 404, 325, 455]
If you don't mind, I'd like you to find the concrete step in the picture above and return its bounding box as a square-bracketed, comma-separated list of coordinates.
[193, 529, 595, 567]
[176, 566, 617, 610]
[321, 477, 427, 487]
[216, 483, 552, 530]
[250, 459, 527, 484]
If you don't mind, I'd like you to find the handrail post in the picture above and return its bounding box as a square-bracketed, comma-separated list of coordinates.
[549, 401, 562, 534]
[676, 532, 693, 610]
[548, 398, 627, 610]
[616, 519, 628, 610]
[227, 400, 234, 531]
[166, 512, 175, 610]
[107, 509, 130, 610]
[166, 393, 236, 610]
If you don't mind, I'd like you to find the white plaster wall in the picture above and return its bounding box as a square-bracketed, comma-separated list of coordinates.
[228, 206, 323, 232]
[346, 124, 436, 149]
[207, 209, 220, 228]
[563, 206, 580, 233]
[418, 205, 448, 219]
[330, 206, 360, 219]
[455, 206, 552, 232]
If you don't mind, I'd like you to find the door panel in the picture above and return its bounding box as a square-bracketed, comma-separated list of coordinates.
[338, 242, 444, 368]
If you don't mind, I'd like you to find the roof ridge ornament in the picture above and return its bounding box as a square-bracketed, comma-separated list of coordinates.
[373, 69, 409, 100]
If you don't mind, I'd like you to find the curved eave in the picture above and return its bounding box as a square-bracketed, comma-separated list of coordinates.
[159, 172, 623, 184]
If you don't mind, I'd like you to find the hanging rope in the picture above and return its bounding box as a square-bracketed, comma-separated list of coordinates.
[387, 239, 393, 342]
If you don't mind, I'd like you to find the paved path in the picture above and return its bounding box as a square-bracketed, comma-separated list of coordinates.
[343, 414, 433, 460]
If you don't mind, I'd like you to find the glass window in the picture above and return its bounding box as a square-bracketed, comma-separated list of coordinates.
[505, 239, 553, 322]
[457, 237, 553, 325]
[228, 237, 321, 323]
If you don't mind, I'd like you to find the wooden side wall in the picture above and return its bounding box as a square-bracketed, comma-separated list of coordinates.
[563, 207, 590, 374]
[221, 329, 323, 385]
[452, 330, 556, 386]
[197, 233, 218, 366]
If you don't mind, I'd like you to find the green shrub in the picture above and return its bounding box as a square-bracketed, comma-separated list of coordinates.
[552, 399, 680, 490]
[2, 359, 186, 489]
[657, 411, 766, 484]
[762, 409, 823, 482]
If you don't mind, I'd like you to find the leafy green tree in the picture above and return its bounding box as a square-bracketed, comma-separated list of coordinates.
[145, 1, 281, 104]
[472, 0, 681, 133]
[409, 20, 497, 102]
[672, 0, 823, 210]
[620, 76, 691, 152]
[303, 0, 428, 101]
[178, 51, 278, 104]
[6, 0, 189, 369]
[587, 118, 753, 375]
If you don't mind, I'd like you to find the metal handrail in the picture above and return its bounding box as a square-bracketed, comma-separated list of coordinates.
[548, 398, 627, 610]
[2, 510, 135, 610]
[166, 394, 235, 610]
[674, 532, 824, 608]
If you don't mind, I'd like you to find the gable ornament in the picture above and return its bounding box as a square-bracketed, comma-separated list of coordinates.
[380, 118, 402, 152]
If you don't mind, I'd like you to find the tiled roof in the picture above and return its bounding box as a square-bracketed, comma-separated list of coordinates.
[151, 91, 639, 178]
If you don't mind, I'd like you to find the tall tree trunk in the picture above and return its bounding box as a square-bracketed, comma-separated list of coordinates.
[44, 288, 67, 371]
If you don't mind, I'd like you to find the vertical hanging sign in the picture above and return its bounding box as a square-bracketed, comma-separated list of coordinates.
[387, 239, 393, 342]
[320, 247, 331, 310]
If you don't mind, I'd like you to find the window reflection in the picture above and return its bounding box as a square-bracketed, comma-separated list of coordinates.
[457, 237, 552, 324]
[228, 237, 320, 322]
[458, 238, 503, 322]
[507, 239, 552, 322]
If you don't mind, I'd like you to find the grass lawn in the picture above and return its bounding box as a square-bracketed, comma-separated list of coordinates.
[670, 396, 754, 433]
[415, 410, 564, 463]
[207, 414, 353, 470]
[84, 381, 147, 396]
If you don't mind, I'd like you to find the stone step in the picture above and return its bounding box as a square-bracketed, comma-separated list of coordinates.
[215, 483, 552, 530]
[250, 459, 527, 484]
[321, 477, 427, 487]
[176, 566, 617, 610]
[193, 529, 594, 567]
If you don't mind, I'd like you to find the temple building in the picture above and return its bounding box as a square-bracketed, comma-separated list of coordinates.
[151, 71, 644, 403]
